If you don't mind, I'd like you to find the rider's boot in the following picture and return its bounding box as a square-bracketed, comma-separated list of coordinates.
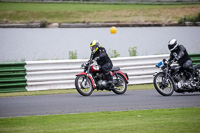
[191, 69, 200, 87]
[188, 68, 197, 87]
[189, 76, 197, 87]
[105, 72, 114, 90]
[189, 75, 196, 87]
[194, 70, 200, 81]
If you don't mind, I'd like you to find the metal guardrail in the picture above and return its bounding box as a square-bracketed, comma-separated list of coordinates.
[0, 54, 199, 93]
[25, 54, 170, 91]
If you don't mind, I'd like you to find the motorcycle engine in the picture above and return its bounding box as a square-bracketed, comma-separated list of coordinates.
[174, 74, 181, 82]
[97, 80, 108, 89]
[174, 73, 193, 90]
[95, 73, 105, 79]
[177, 80, 192, 89]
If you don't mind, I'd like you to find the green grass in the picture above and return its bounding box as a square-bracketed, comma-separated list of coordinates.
[0, 2, 200, 23]
[179, 12, 200, 24]
[0, 2, 191, 12]
[0, 107, 199, 133]
[0, 84, 155, 97]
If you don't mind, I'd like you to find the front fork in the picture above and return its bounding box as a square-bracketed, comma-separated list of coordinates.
[85, 63, 92, 86]
[162, 69, 169, 88]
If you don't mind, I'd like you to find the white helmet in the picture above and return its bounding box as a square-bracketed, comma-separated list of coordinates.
[168, 39, 179, 51]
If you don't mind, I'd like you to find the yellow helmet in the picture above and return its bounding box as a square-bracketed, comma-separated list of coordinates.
[90, 40, 101, 53]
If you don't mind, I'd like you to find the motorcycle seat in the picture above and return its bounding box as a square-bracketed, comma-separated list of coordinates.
[111, 67, 120, 71]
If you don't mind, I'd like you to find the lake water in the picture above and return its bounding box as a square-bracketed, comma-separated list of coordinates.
[0, 27, 200, 62]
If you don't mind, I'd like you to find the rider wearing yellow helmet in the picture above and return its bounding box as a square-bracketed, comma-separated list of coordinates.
[90, 40, 101, 54]
[90, 40, 113, 88]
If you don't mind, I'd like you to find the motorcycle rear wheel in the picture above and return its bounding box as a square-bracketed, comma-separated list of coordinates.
[112, 73, 127, 95]
[153, 72, 174, 96]
[75, 75, 93, 96]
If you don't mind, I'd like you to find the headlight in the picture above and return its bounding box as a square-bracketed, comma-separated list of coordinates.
[93, 65, 100, 70]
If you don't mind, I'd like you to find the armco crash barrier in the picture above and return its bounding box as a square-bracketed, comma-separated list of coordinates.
[25, 54, 170, 91]
[0, 54, 200, 93]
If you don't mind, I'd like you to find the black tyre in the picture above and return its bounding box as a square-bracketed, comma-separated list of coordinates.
[75, 75, 93, 96]
[112, 73, 127, 95]
[153, 72, 174, 96]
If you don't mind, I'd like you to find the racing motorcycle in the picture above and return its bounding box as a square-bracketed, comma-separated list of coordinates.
[75, 52, 129, 96]
[153, 58, 200, 96]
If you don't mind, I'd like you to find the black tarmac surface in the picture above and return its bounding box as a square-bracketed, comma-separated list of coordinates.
[0, 90, 200, 118]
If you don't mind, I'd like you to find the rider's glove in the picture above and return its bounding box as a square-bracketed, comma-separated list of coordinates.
[175, 55, 180, 61]
[94, 57, 100, 61]
[173, 52, 180, 61]
[167, 59, 173, 65]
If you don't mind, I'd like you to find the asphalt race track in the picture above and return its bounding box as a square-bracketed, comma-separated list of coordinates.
[0, 90, 200, 118]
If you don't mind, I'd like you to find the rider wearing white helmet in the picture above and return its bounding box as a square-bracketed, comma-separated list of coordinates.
[168, 39, 193, 74]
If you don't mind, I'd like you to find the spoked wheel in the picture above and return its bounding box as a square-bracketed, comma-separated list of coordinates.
[112, 73, 127, 95]
[75, 75, 93, 96]
[153, 72, 174, 96]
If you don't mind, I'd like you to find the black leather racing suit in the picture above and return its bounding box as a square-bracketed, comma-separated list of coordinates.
[92, 47, 113, 82]
[168, 45, 193, 73]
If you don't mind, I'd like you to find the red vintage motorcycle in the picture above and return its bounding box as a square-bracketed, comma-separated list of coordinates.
[75, 52, 129, 96]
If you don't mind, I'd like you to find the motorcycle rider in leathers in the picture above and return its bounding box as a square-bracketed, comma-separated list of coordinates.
[167, 39, 197, 84]
[90, 40, 113, 88]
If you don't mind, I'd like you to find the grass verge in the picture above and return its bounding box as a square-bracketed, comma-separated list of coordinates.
[0, 2, 200, 23]
[0, 107, 199, 133]
[0, 84, 154, 97]
[179, 12, 200, 24]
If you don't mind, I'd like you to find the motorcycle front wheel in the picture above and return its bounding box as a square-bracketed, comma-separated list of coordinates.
[75, 75, 93, 96]
[112, 73, 127, 95]
[153, 72, 174, 96]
